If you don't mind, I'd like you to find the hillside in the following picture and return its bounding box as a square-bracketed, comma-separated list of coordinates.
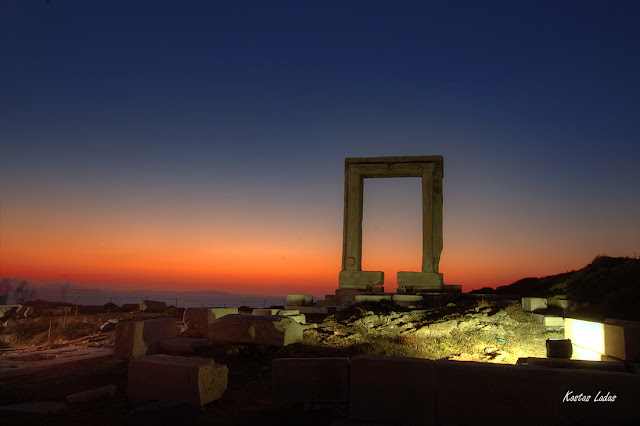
[471, 256, 640, 321]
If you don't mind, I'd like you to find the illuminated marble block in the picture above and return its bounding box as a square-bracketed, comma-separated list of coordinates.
[564, 318, 605, 357]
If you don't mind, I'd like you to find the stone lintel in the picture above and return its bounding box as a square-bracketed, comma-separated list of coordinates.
[339, 271, 384, 288]
[345, 156, 443, 177]
[350, 163, 431, 178]
[397, 271, 443, 288]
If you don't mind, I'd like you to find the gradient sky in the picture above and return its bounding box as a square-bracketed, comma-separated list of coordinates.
[1, 1, 639, 296]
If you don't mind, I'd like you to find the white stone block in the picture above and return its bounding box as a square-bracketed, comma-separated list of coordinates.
[564, 318, 605, 354]
[521, 297, 547, 312]
[544, 316, 565, 328]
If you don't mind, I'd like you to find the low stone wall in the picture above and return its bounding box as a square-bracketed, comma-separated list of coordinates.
[272, 358, 350, 403]
[273, 355, 640, 424]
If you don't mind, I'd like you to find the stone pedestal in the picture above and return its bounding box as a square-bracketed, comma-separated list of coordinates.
[397, 271, 444, 291]
[338, 271, 384, 290]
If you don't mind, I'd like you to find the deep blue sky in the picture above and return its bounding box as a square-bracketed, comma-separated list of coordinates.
[1, 1, 639, 294]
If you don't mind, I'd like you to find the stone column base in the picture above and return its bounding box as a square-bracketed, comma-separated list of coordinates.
[339, 271, 384, 290]
[397, 272, 443, 291]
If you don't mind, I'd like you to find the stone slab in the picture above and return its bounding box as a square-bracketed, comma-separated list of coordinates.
[282, 313, 306, 324]
[354, 295, 392, 303]
[392, 294, 424, 302]
[286, 295, 314, 306]
[533, 314, 565, 329]
[114, 318, 178, 359]
[159, 338, 210, 354]
[521, 297, 548, 312]
[180, 328, 206, 338]
[139, 300, 166, 312]
[67, 385, 117, 404]
[272, 357, 350, 403]
[571, 345, 607, 361]
[0, 347, 113, 379]
[252, 308, 280, 316]
[276, 309, 300, 315]
[604, 318, 640, 361]
[544, 316, 565, 328]
[397, 271, 443, 289]
[564, 318, 605, 354]
[339, 271, 384, 287]
[183, 307, 237, 330]
[436, 360, 558, 425]
[208, 314, 303, 346]
[521, 357, 630, 372]
[556, 367, 640, 424]
[349, 356, 436, 425]
[128, 354, 228, 406]
[284, 305, 329, 314]
[0, 401, 68, 414]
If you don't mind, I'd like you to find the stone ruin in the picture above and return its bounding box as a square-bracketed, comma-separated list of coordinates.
[315, 156, 461, 308]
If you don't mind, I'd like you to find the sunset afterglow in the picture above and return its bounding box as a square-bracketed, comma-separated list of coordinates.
[1, 1, 639, 297]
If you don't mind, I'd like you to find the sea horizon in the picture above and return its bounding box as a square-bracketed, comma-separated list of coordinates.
[26, 286, 288, 309]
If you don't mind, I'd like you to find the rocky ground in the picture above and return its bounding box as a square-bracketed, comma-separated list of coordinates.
[0, 298, 561, 424]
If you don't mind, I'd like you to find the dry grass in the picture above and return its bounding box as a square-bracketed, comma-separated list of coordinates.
[475, 298, 491, 309]
[3, 316, 98, 346]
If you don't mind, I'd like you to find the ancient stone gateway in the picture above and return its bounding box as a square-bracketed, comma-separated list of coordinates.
[339, 156, 444, 292]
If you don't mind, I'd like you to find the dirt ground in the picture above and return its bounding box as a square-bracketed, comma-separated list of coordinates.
[0, 299, 561, 425]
